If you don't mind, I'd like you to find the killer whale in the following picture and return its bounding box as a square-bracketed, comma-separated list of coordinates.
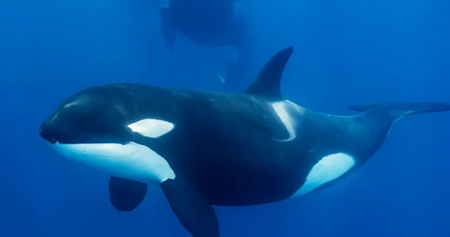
[156, 0, 252, 89]
[39, 47, 450, 237]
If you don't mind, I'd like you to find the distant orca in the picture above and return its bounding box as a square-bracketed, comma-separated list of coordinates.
[39, 47, 450, 237]
[156, 0, 252, 89]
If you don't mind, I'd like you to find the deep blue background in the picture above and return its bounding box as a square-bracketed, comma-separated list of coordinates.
[1, 0, 449, 236]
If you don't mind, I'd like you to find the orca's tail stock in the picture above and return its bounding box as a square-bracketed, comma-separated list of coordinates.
[348, 102, 450, 123]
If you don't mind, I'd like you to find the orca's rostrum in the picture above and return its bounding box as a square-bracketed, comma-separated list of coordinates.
[39, 47, 450, 237]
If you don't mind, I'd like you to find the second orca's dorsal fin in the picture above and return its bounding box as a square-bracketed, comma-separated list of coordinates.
[245, 47, 294, 99]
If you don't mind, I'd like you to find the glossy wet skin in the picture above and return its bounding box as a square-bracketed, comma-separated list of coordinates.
[39, 91, 133, 145]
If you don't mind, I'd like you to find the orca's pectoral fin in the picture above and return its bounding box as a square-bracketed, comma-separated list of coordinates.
[161, 179, 220, 237]
[108, 176, 148, 212]
[160, 8, 176, 53]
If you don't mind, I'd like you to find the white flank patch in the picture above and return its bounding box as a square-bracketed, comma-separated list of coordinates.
[292, 153, 355, 197]
[128, 119, 174, 138]
[52, 142, 175, 184]
[217, 74, 226, 84]
[272, 101, 297, 141]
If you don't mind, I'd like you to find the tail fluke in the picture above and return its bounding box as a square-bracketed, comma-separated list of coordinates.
[349, 102, 450, 122]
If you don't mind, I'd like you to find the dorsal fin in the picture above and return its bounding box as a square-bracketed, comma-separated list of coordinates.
[245, 47, 294, 98]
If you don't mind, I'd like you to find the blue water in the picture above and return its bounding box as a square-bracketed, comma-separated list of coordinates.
[1, 0, 449, 236]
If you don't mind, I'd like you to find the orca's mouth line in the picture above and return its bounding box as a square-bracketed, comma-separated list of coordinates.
[39, 127, 57, 144]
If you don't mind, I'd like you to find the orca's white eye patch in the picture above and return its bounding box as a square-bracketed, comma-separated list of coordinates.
[127, 119, 175, 138]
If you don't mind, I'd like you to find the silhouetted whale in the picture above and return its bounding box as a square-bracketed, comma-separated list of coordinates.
[158, 0, 252, 89]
